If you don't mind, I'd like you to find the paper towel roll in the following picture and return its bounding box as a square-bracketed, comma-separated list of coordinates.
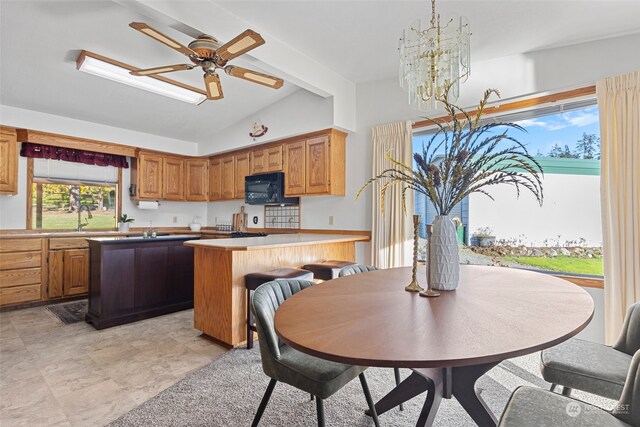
[137, 201, 159, 210]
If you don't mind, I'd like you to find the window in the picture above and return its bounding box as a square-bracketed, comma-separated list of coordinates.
[413, 98, 603, 277]
[28, 158, 121, 230]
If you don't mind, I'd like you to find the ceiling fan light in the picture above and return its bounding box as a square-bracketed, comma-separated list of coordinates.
[76, 51, 206, 104]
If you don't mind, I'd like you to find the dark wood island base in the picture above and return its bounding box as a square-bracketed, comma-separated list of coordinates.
[86, 235, 199, 329]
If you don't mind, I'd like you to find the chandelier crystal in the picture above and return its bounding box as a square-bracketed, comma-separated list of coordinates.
[399, 0, 471, 111]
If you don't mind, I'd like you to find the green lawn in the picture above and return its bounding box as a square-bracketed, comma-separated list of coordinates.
[503, 255, 603, 276]
[34, 211, 117, 230]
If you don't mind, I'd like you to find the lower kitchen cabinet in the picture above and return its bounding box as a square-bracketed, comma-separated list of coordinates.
[0, 238, 44, 306]
[49, 249, 89, 298]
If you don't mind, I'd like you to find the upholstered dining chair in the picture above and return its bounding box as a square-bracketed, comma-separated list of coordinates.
[338, 263, 405, 411]
[541, 302, 640, 400]
[338, 263, 379, 277]
[250, 279, 380, 427]
[499, 350, 640, 426]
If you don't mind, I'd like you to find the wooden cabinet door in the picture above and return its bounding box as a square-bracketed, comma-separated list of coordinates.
[63, 249, 89, 296]
[250, 149, 267, 175]
[0, 127, 18, 195]
[284, 141, 306, 196]
[209, 158, 221, 201]
[305, 136, 330, 194]
[138, 152, 163, 199]
[185, 159, 209, 201]
[220, 156, 235, 200]
[234, 152, 250, 199]
[48, 251, 64, 298]
[267, 145, 283, 171]
[162, 157, 185, 200]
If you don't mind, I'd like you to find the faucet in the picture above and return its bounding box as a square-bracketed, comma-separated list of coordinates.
[77, 204, 93, 231]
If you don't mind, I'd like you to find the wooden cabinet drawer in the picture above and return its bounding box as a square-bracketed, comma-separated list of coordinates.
[0, 284, 41, 305]
[0, 268, 41, 288]
[49, 238, 90, 250]
[0, 239, 42, 253]
[0, 251, 41, 270]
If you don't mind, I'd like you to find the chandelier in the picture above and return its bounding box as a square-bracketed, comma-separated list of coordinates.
[399, 0, 471, 111]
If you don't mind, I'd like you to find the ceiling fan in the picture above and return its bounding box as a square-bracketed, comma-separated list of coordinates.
[128, 22, 284, 102]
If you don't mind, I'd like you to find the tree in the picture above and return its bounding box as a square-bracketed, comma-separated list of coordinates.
[548, 144, 579, 158]
[575, 132, 600, 159]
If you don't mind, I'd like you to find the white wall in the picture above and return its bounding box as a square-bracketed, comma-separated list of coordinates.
[468, 174, 602, 246]
[198, 89, 333, 155]
[0, 105, 199, 156]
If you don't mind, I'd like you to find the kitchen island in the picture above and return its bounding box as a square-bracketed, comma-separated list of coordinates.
[184, 233, 369, 347]
[86, 235, 199, 329]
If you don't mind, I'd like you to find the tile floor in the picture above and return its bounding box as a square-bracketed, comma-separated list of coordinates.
[0, 304, 228, 427]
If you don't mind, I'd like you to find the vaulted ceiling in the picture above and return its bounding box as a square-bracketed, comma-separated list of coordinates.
[1, 0, 639, 145]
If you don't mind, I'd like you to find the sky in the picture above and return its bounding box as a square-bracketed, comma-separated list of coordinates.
[413, 105, 601, 157]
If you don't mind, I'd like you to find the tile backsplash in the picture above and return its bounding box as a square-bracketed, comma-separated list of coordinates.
[264, 205, 300, 229]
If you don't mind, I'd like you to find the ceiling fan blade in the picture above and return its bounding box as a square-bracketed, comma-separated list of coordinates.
[216, 29, 265, 62]
[204, 73, 224, 100]
[129, 22, 197, 57]
[130, 64, 194, 76]
[225, 66, 284, 89]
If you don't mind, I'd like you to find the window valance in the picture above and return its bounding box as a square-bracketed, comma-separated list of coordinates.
[20, 142, 129, 168]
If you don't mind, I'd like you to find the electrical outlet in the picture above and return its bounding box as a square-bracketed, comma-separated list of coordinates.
[172, 216, 177, 224]
[328, 215, 334, 225]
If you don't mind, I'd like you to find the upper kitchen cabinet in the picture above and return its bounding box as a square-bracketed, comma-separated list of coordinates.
[251, 144, 283, 175]
[132, 151, 163, 200]
[185, 159, 209, 201]
[162, 156, 185, 201]
[0, 126, 18, 195]
[284, 129, 346, 197]
[220, 155, 235, 200]
[284, 141, 306, 196]
[209, 157, 221, 201]
[234, 152, 250, 199]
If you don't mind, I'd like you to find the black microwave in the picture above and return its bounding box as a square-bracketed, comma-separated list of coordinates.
[245, 172, 300, 205]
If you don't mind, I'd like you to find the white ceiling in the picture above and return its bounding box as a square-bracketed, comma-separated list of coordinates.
[217, 0, 640, 83]
[0, 1, 299, 144]
[2, 1, 640, 145]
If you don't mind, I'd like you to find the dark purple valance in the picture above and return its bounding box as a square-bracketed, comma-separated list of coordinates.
[20, 143, 129, 169]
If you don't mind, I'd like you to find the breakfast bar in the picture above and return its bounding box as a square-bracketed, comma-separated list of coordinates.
[184, 233, 369, 347]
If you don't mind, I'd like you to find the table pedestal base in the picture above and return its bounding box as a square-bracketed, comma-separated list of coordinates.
[368, 362, 499, 427]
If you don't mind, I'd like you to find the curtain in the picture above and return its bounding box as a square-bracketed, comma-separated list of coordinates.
[371, 120, 414, 268]
[597, 70, 640, 344]
[20, 143, 129, 168]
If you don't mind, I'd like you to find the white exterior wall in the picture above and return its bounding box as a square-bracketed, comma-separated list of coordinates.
[468, 174, 602, 246]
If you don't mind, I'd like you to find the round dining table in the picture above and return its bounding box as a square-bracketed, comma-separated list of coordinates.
[274, 265, 594, 427]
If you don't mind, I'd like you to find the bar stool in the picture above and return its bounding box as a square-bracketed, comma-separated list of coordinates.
[302, 260, 357, 281]
[245, 268, 314, 349]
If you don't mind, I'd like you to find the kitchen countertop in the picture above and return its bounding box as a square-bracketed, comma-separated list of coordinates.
[87, 235, 201, 244]
[183, 233, 369, 251]
[0, 230, 234, 239]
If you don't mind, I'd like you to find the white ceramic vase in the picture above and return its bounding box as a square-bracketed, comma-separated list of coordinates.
[429, 215, 460, 291]
[118, 222, 130, 232]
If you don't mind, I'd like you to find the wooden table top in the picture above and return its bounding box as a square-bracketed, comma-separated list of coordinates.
[275, 265, 594, 368]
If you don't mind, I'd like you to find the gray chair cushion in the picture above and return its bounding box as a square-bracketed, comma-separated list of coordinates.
[274, 346, 365, 399]
[541, 338, 632, 400]
[251, 279, 365, 400]
[498, 386, 630, 427]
